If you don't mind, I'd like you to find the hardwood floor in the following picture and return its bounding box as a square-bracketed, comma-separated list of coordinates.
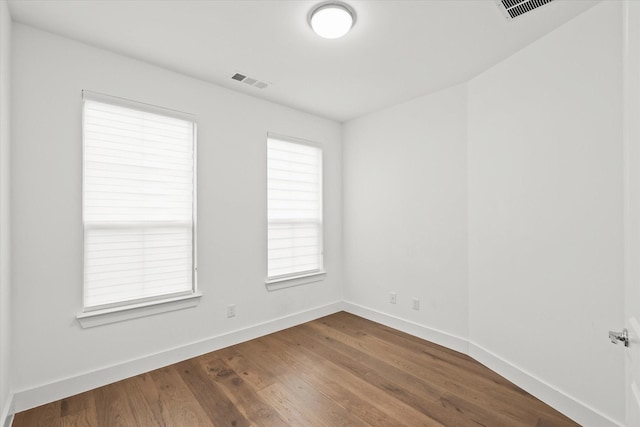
[13, 312, 580, 426]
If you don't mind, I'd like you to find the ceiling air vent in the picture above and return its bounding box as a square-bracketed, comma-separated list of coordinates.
[498, 0, 554, 20]
[230, 72, 269, 90]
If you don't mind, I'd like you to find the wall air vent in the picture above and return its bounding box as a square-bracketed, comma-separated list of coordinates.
[230, 72, 269, 90]
[498, 0, 554, 20]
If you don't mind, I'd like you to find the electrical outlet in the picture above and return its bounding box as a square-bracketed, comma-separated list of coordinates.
[389, 292, 397, 304]
[412, 298, 420, 310]
[227, 304, 236, 318]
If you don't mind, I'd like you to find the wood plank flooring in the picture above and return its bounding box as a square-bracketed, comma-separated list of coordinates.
[13, 312, 580, 426]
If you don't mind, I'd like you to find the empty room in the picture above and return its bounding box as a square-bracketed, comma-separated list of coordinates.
[1, 0, 639, 426]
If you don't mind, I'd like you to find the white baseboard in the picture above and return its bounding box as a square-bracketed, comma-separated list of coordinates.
[342, 301, 622, 427]
[342, 301, 469, 355]
[11, 300, 624, 427]
[468, 342, 622, 427]
[13, 301, 343, 413]
[1, 394, 14, 427]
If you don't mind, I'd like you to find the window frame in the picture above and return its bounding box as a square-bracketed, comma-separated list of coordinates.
[265, 133, 325, 290]
[78, 90, 200, 326]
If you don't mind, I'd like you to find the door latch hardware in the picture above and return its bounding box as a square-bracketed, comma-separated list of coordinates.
[609, 328, 629, 347]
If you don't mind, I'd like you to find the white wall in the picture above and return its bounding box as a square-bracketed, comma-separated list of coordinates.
[10, 23, 343, 407]
[343, 2, 625, 425]
[468, 1, 624, 424]
[0, 0, 12, 421]
[6, 2, 628, 425]
[343, 84, 469, 343]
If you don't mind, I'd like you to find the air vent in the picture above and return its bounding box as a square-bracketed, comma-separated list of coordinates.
[230, 72, 269, 90]
[498, 0, 554, 19]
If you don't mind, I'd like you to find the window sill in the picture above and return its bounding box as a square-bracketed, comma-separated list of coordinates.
[265, 271, 326, 291]
[76, 292, 203, 328]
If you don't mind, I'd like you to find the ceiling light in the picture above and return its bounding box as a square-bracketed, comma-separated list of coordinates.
[309, 2, 356, 39]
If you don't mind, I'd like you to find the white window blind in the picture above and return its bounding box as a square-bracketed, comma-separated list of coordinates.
[267, 135, 323, 280]
[82, 93, 196, 310]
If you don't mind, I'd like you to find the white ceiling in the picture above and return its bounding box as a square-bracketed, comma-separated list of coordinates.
[8, 0, 600, 122]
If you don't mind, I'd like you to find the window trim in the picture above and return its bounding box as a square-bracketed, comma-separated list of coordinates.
[76, 292, 203, 329]
[79, 90, 199, 321]
[265, 133, 324, 289]
[265, 271, 326, 292]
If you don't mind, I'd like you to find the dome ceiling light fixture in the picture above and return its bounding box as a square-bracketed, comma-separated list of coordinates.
[309, 1, 356, 39]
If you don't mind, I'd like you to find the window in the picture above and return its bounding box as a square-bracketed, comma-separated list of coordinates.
[267, 135, 323, 283]
[82, 91, 196, 311]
